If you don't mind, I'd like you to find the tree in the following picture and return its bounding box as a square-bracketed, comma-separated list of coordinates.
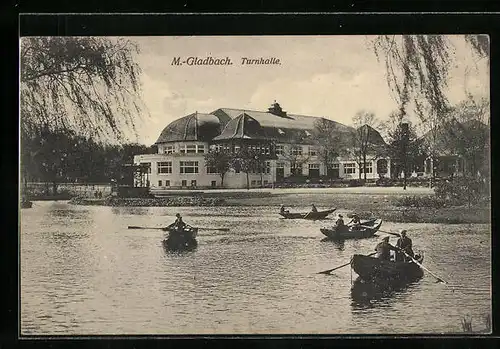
[348, 111, 385, 181]
[382, 111, 423, 181]
[313, 118, 344, 178]
[204, 149, 233, 187]
[440, 96, 490, 178]
[372, 35, 490, 123]
[20, 37, 145, 141]
[231, 147, 264, 190]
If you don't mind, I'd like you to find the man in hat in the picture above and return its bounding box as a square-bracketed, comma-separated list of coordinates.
[334, 214, 345, 230]
[375, 236, 398, 261]
[310, 204, 318, 213]
[169, 213, 186, 230]
[396, 230, 414, 262]
[280, 205, 289, 215]
[349, 214, 361, 230]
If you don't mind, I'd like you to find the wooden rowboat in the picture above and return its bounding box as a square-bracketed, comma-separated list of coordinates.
[163, 225, 198, 250]
[320, 219, 382, 240]
[350, 253, 424, 282]
[279, 208, 336, 220]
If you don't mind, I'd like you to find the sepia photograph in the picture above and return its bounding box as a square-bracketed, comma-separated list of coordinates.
[19, 35, 491, 335]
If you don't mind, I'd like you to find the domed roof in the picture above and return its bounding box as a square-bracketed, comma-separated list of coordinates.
[213, 113, 267, 141]
[156, 112, 230, 143]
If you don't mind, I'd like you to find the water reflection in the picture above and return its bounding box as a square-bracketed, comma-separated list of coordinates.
[321, 238, 345, 251]
[162, 238, 198, 253]
[350, 276, 422, 310]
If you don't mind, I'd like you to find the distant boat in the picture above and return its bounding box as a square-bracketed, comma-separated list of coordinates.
[320, 219, 382, 240]
[350, 253, 424, 283]
[279, 208, 336, 220]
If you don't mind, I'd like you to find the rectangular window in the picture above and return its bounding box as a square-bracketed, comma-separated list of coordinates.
[308, 163, 320, 169]
[211, 181, 217, 187]
[344, 163, 356, 174]
[292, 146, 303, 156]
[309, 147, 317, 156]
[234, 145, 241, 153]
[165, 145, 174, 154]
[158, 180, 162, 187]
[179, 145, 197, 154]
[276, 162, 285, 168]
[197, 145, 205, 153]
[206, 166, 219, 174]
[165, 180, 170, 187]
[191, 180, 197, 187]
[275, 145, 284, 155]
[251, 180, 256, 186]
[180, 161, 199, 174]
[181, 180, 187, 187]
[157, 161, 172, 174]
[331, 163, 340, 169]
[263, 180, 268, 185]
[265, 161, 271, 174]
[360, 162, 373, 174]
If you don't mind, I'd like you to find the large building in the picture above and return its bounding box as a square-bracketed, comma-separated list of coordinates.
[133, 102, 391, 191]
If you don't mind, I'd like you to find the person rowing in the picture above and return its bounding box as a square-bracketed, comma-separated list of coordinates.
[396, 230, 414, 262]
[349, 214, 361, 230]
[280, 205, 289, 215]
[310, 204, 318, 213]
[375, 236, 398, 261]
[168, 213, 187, 231]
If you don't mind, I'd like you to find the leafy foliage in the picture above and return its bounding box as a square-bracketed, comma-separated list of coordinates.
[204, 149, 233, 187]
[20, 37, 145, 142]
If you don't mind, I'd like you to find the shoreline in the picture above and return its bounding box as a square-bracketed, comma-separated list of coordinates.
[63, 192, 490, 224]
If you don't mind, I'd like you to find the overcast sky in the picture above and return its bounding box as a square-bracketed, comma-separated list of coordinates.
[130, 35, 489, 145]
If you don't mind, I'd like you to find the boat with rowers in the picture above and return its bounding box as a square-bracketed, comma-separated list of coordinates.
[350, 253, 424, 282]
[279, 206, 336, 220]
[163, 225, 198, 250]
[320, 218, 382, 240]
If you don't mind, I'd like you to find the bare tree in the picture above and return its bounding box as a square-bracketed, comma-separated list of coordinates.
[313, 118, 344, 177]
[348, 111, 385, 181]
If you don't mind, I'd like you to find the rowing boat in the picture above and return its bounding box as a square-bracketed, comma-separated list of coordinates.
[279, 208, 336, 220]
[320, 219, 382, 240]
[163, 225, 198, 250]
[350, 253, 424, 282]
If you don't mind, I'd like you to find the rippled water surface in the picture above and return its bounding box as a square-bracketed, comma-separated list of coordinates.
[20, 201, 491, 335]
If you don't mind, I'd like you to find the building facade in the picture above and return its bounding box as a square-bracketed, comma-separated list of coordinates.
[133, 102, 391, 191]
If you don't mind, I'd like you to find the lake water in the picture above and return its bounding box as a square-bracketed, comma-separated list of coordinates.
[20, 201, 491, 335]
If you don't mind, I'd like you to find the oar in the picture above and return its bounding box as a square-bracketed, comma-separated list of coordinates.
[127, 226, 230, 232]
[318, 252, 377, 274]
[360, 226, 401, 238]
[398, 248, 448, 284]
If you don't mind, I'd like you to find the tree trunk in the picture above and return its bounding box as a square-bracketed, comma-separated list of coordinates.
[358, 163, 362, 180]
[52, 181, 58, 195]
[220, 173, 225, 187]
[246, 172, 250, 190]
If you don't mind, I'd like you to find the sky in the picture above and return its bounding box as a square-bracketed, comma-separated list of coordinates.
[130, 35, 489, 145]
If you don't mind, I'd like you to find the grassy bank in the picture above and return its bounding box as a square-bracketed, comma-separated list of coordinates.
[223, 191, 490, 224]
[69, 196, 226, 207]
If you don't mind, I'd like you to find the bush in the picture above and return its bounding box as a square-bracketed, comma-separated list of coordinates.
[394, 195, 447, 209]
[434, 177, 489, 206]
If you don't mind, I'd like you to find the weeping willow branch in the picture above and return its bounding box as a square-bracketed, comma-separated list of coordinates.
[20, 37, 147, 143]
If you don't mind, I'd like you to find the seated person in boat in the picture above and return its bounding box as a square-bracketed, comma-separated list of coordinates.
[349, 214, 361, 230]
[280, 205, 289, 214]
[396, 230, 414, 261]
[375, 236, 398, 261]
[334, 214, 345, 229]
[168, 213, 186, 230]
[310, 204, 318, 213]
